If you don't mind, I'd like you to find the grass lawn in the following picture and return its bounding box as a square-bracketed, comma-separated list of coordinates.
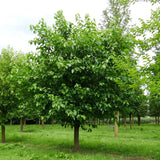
[0, 124, 160, 160]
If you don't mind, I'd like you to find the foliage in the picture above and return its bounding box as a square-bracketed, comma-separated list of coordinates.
[148, 54, 160, 117]
[135, 5, 160, 118]
[12, 52, 40, 121]
[29, 11, 137, 129]
[101, 0, 148, 119]
[101, 0, 133, 31]
[0, 47, 20, 125]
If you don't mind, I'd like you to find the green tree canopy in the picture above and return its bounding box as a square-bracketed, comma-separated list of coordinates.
[0, 47, 21, 142]
[30, 10, 137, 151]
[135, 4, 160, 120]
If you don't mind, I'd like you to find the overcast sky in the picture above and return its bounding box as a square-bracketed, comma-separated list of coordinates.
[0, 0, 157, 53]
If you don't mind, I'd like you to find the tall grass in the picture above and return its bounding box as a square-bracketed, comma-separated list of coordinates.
[0, 124, 160, 159]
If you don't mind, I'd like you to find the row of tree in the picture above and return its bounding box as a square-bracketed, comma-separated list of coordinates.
[0, 0, 160, 152]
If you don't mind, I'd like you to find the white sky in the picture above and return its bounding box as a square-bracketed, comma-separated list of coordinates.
[0, 0, 158, 53]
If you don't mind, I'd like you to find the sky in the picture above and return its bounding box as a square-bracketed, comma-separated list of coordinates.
[0, 0, 158, 53]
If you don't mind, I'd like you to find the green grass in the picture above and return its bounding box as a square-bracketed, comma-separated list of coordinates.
[0, 124, 160, 159]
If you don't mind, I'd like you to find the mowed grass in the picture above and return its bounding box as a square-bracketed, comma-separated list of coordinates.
[0, 124, 160, 160]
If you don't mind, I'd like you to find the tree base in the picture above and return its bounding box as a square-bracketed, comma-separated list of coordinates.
[74, 124, 80, 152]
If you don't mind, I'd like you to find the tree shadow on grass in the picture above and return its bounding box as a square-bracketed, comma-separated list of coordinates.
[18, 142, 149, 160]
[22, 129, 37, 133]
[7, 134, 28, 143]
[49, 141, 155, 160]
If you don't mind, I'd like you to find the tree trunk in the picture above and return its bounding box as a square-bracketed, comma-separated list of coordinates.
[10, 119, 13, 126]
[24, 119, 26, 126]
[155, 116, 157, 124]
[121, 116, 124, 125]
[42, 119, 45, 129]
[124, 116, 127, 128]
[138, 116, 141, 126]
[1, 125, 5, 143]
[132, 116, 134, 126]
[93, 118, 95, 125]
[74, 124, 80, 152]
[102, 119, 105, 125]
[119, 116, 121, 126]
[106, 120, 109, 131]
[115, 111, 119, 138]
[52, 120, 54, 127]
[158, 116, 159, 125]
[107, 119, 109, 126]
[129, 114, 132, 130]
[98, 119, 101, 125]
[20, 118, 23, 132]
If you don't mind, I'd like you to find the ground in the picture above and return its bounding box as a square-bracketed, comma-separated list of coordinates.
[0, 124, 159, 159]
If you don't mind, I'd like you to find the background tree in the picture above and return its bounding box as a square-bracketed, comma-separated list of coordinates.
[148, 54, 160, 124]
[0, 47, 20, 143]
[101, 0, 133, 31]
[114, 53, 147, 129]
[12, 52, 42, 131]
[132, 88, 148, 126]
[101, 0, 144, 132]
[136, 5, 160, 123]
[149, 95, 160, 124]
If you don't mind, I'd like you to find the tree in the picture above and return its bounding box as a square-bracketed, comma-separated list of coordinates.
[148, 54, 160, 124]
[134, 92, 148, 126]
[101, 0, 141, 133]
[12, 52, 41, 131]
[136, 5, 160, 122]
[30, 10, 136, 151]
[0, 47, 20, 143]
[149, 94, 160, 124]
[101, 0, 133, 31]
